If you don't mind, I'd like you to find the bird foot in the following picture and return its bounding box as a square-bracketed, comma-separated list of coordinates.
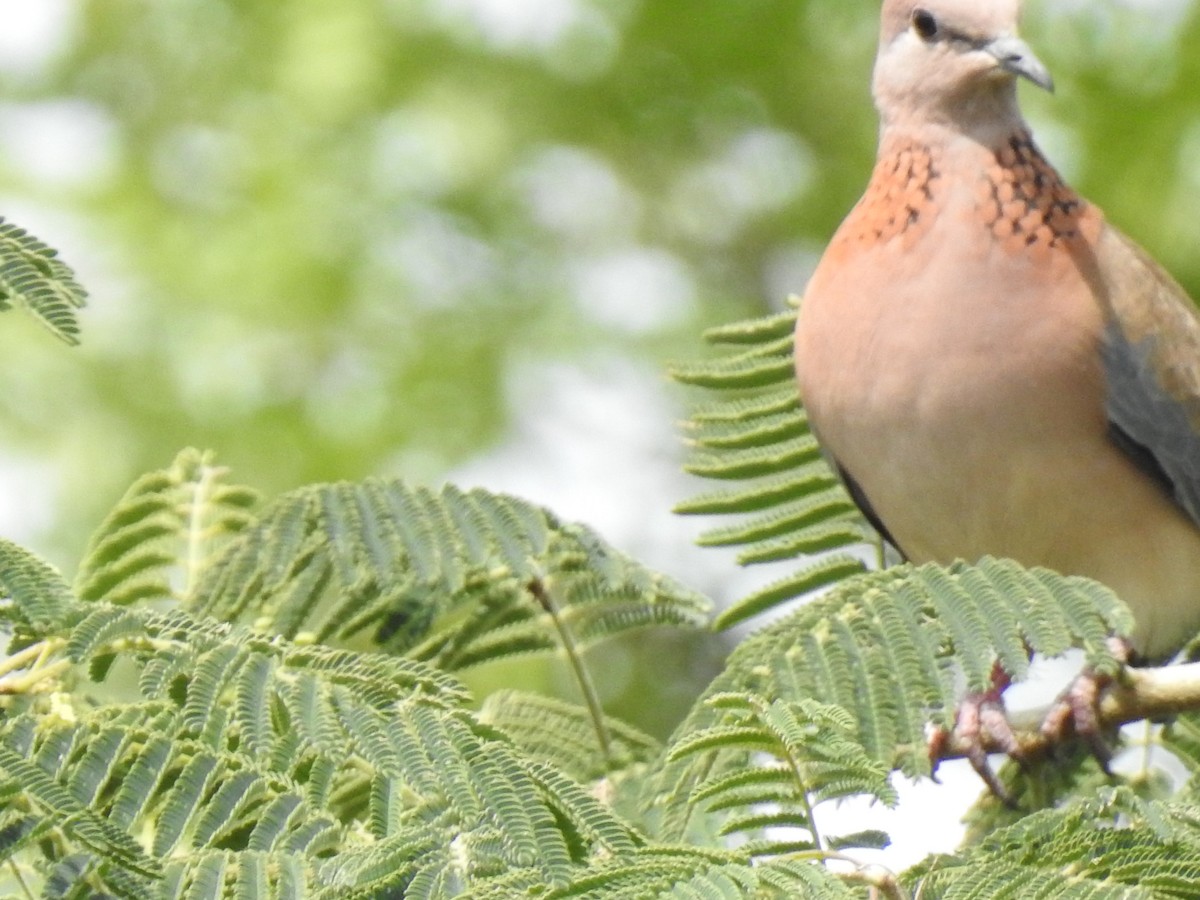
[944, 661, 1023, 807]
[1039, 637, 1133, 773]
[930, 641, 1132, 806]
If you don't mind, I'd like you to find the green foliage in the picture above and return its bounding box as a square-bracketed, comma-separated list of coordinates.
[667, 693, 895, 856]
[910, 788, 1200, 898]
[2, 558, 645, 896]
[0, 218, 87, 346]
[74, 448, 260, 608]
[644, 558, 1136, 847]
[507, 850, 861, 899]
[959, 743, 1124, 844]
[176, 476, 709, 665]
[478, 690, 661, 784]
[670, 306, 875, 629]
[0, 537, 76, 633]
[8, 221, 1200, 899]
[8, 438, 1182, 897]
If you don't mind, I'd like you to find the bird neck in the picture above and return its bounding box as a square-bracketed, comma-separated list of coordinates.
[851, 125, 1090, 256]
[876, 78, 1028, 149]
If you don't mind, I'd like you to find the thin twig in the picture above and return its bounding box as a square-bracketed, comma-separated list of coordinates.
[0, 638, 69, 696]
[785, 851, 909, 900]
[0, 641, 50, 679]
[0, 659, 72, 695]
[7, 858, 35, 900]
[528, 576, 614, 768]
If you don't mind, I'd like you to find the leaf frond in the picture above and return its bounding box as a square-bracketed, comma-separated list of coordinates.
[672, 306, 876, 624]
[647, 559, 1134, 840]
[909, 788, 1200, 899]
[75, 448, 260, 608]
[187, 478, 709, 668]
[0, 217, 87, 344]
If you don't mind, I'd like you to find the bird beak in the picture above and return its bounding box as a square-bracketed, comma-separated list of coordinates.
[985, 35, 1055, 93]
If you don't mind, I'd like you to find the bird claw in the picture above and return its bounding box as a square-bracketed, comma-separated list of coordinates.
[932, 642, 1132, 806]
[1039, 638, 1132, 773]
[956, 697, 1020, 805]
[936, 661, 1025, 807]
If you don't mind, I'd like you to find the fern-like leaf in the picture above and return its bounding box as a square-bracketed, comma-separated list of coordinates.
[909, 787, 1200, 898]
[671, 304, 873, 625]
[646, 558, 1134, 841]
[479, 690, 661, 783]
[476, 847, 859, 899]
[0, 217, 87, 344]
[0, 538, 75, 632]
[667, 693, 895, 853]
[75, 448, 260, 607]
[2, 598, 648, 896]
[187, 478, 709, 668]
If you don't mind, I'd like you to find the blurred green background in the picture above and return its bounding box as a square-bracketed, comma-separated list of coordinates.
[1, 0, 1198, 735]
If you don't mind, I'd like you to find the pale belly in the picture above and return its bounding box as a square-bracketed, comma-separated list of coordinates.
[806, 357, 1109, 568]
[796, 229, 1104, 552]
[794, 231, 1200, 658]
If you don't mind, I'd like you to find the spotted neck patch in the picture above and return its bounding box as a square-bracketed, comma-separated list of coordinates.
[842, 136, 943, 248]
[839, 131, 1092, 256]
[977, 131, 1088, 253]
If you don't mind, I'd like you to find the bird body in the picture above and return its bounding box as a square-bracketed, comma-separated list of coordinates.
[794, 0, 1200, 659]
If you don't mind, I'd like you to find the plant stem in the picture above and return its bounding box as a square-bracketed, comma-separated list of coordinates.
[0, 642, 48, 678]
[0, 638, 69, 695]
[8, 858, 35, 900]
[528, 576, 613, 768]
[183, 455, 223, 601]
[0, 659, 72, 695]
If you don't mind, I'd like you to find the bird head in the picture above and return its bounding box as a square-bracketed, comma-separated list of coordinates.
[872, 1, 1053, 137]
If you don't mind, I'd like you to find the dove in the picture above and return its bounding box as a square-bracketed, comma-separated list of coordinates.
[793, 0, 1200, 785]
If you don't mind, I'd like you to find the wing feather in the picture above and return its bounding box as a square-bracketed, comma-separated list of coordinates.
[1094, 226, 1200, 527]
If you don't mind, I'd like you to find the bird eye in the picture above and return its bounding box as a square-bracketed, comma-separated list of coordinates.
[911, 8, 939, 40]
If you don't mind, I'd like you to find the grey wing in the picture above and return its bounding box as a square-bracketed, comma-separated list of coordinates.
[1097, 227, 1200, 528]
